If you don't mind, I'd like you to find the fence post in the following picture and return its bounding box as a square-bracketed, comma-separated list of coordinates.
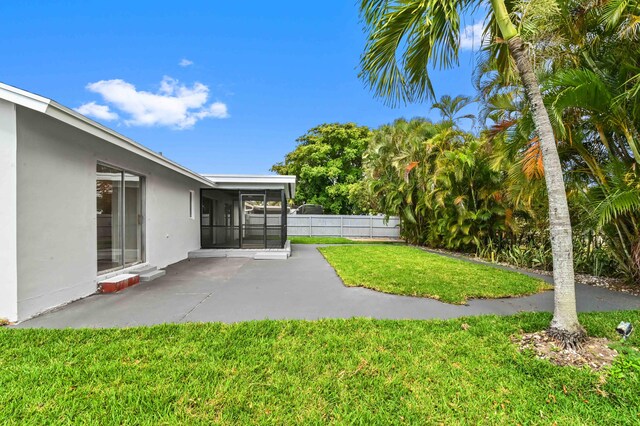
[309, 216, 313, 237]
[369, 216, 373, 238]
[340, 216, 343, 237]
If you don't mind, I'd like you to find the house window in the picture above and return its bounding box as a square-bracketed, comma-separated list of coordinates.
[189, 190, 195, 219]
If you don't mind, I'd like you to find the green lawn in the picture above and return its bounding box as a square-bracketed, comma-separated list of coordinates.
[319, 245, 551, 304]
[1, 312, 639, 424]
[290, 236, 361, 244]
[290, 236, 399, 244]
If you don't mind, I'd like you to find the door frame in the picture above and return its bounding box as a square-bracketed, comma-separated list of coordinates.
[96, 161, 146, 274]
[239, 192, 267, 249]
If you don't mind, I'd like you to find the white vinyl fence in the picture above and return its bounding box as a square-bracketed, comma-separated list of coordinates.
[287, 215, 400, 239]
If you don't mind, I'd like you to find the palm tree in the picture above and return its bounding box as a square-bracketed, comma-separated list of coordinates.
[430, 94, 477, 128]
[359, 0, 586, 347]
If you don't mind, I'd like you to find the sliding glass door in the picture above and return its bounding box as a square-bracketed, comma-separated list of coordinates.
[96, 164, 144, 273]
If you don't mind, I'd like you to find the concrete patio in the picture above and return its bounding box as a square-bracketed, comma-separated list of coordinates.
[17, 244, 640, 328]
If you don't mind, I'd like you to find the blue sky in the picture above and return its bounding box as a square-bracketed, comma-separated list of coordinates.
[1, 1, 483, 174]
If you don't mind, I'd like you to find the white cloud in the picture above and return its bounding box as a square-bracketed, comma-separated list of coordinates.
[80, 76, 229, 129]
[74, 101, 119, 121]
[179, 58, 194, 67]
[459, 22, 485, 50]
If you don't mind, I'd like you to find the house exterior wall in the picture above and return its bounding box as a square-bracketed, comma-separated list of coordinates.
[0, 100, 18, 322]
[15, 106, 203, 321]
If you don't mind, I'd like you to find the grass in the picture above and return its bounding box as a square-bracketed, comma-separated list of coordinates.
[319, 245, 551, 304]
[1, 312, 639, 424]
[289, 236, 400, 244]
[290, 236, 360, 244]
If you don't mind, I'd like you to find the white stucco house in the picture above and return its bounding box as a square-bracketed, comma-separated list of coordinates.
[0, 82, 295, 322]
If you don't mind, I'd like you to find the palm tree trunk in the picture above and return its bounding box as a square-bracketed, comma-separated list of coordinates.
[507, 36, 586, 348]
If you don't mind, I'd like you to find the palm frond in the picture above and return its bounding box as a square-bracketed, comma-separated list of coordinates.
[593, 188, 640, 227]
[522, 137, 545, 180]
[359, 0, 477, 106]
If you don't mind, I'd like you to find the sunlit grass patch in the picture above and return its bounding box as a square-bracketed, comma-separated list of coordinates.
[319, 244, 551, 304]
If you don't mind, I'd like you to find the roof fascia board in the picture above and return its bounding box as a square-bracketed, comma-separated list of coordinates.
[208, 181, 296, 199]
[211, 182, 288, 189]
[203, 175, 296, 199]
[202, 174, 296, 183]
[0, 83, 50, 113]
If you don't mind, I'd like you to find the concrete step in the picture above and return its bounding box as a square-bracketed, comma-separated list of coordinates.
[131, 265, 157, 275]
[99, 273, 140, 293]
[139, 269, 166, 282]
[190, 248, 291, 259]
[254, 252, 289, 260]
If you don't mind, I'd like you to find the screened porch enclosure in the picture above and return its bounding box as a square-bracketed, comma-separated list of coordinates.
[200, 189, 287, 249]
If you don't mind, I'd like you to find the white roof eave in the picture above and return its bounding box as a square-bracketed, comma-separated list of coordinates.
[0, 82, 50, 113]
[201, 174, 296, 199]
[202, 174, 296, 184]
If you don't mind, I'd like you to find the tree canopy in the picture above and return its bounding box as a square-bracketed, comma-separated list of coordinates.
[271, 123, 370, 214]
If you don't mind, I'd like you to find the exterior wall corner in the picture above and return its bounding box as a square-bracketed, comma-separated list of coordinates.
[0, 99, 18, 322]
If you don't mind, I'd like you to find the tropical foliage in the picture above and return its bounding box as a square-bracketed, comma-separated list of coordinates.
[430, 95, 477, 129]
[353, 0, 640, 291]
[361, 118, 507, 249]
[478, 0, 640, 282]
[271, 123, 370, 214]
[358, 115, 623, 278]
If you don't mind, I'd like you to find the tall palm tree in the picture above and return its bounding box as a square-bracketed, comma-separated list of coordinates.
[430, 94, 477, 128]
[359, 0, 586, 347]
